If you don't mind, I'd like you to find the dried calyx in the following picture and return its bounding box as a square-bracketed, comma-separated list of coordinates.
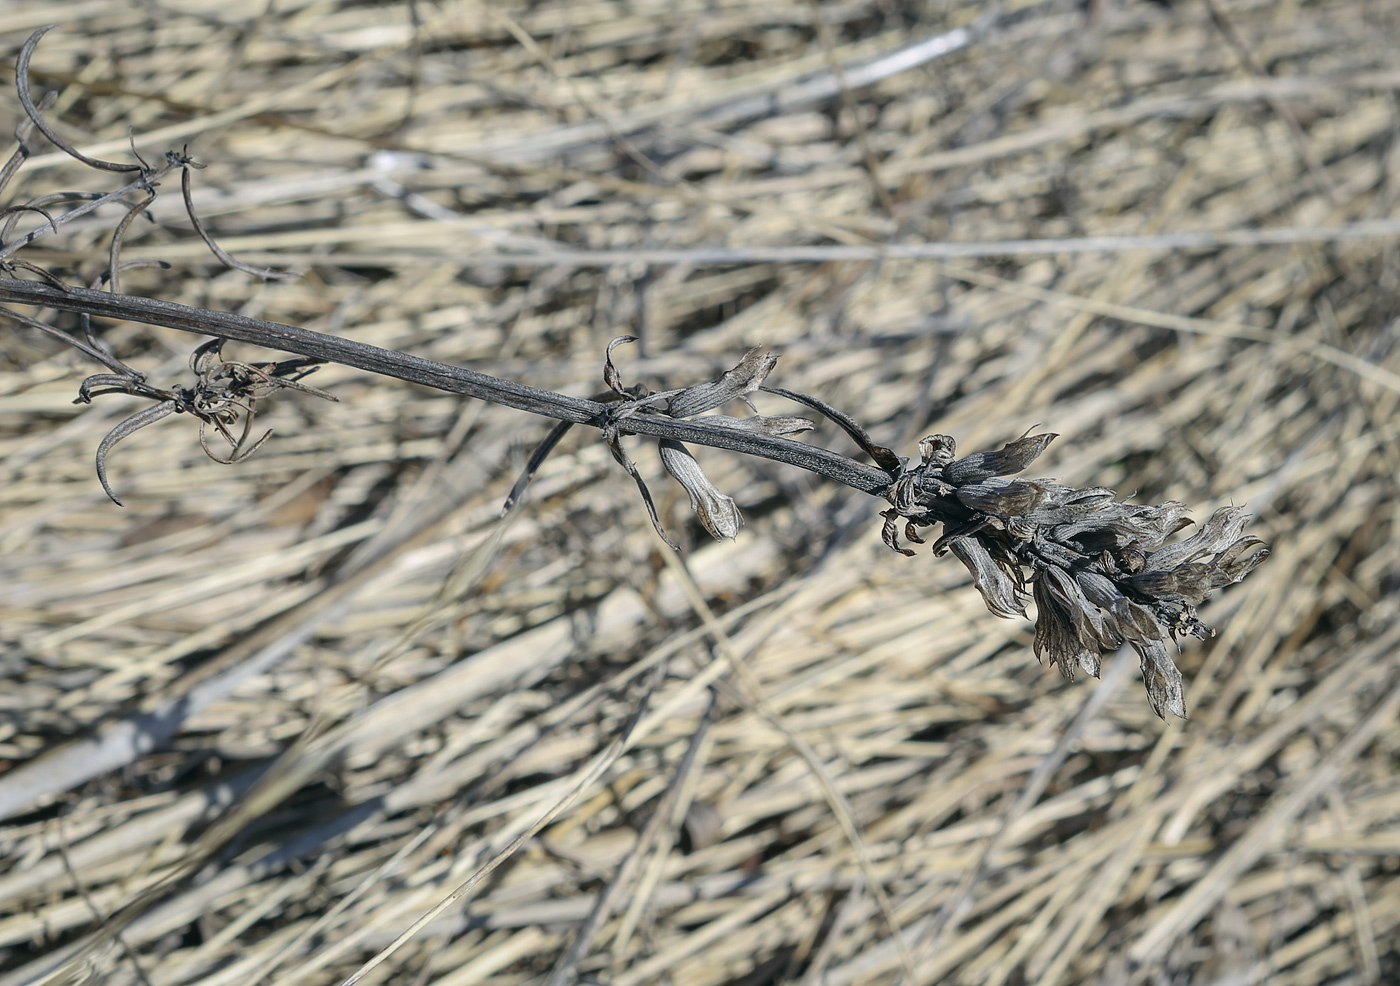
[880, 433, 1270, 718]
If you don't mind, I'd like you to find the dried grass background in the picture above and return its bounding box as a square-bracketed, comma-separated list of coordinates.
[1, 1, 1398, 984]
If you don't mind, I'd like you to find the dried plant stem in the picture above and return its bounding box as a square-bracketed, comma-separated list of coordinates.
[0, 276, 892, 493]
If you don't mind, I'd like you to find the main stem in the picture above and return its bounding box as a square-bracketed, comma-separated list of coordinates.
[0, 277, 893, 495]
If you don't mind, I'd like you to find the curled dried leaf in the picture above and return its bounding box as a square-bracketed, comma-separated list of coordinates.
[16, 28, 143, 174]
[604, 335, 638, 396]
[918, 434, 957, 469]
[95, 400, 178, 506]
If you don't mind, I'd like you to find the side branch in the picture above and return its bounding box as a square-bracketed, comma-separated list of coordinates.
[0, 277, 893, 494]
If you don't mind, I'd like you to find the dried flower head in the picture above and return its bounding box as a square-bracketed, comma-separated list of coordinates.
[881, 433, 1269, 718]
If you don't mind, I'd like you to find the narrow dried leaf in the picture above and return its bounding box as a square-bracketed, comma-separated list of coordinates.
[955, 478, 1046, 517]
[606, 428, 677, 550]
[666, 349, 778, 418]
[763, 385, 903, 472]
[501, 420, 574, 517]
[1136, 638, 1188, 719]
[1032, 575, 1098, 680]
[1078, 571, 1161, 644]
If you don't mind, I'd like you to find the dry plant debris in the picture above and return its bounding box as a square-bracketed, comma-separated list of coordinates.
[0, 2, 1395, 986]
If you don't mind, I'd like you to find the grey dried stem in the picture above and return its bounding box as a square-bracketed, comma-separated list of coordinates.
[0, 26, 1268, 717]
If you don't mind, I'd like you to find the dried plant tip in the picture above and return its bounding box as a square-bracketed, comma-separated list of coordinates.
[603, 335, 638, 395]
[659, 439, 742, 540]
[880, 428, 1268, 718]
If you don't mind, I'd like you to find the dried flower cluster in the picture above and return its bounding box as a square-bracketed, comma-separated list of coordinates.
[75, 339, 336, 506]
[878, 434, 1270, 718]
[579, 346, 1268, 719]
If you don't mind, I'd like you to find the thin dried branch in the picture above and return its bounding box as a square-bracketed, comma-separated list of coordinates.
[0, 259, 1267, 714]
[0, 301, 133, 374]
[501, 419, 574, 516]
[0, 191, 98, 246]
[106, 190, 156, 295]
[0, 179, 171, 262]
